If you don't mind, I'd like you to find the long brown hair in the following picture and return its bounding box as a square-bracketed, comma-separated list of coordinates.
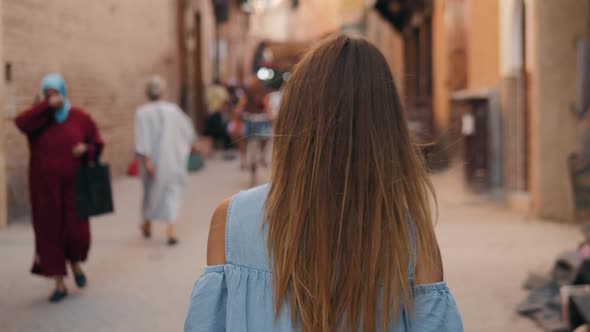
[265, 35, 439, 331]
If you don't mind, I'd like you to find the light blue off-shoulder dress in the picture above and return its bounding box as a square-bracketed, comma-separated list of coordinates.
[185, 185, 463, 331]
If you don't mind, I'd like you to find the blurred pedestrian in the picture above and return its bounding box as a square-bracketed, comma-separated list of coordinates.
[205, 80, 229, 112]
[204, 81, 233, 158]
[266, 87, 283, 122]
[134, 76, 197, 246]
[15, 74, 104, 303]
[244, 79, 271, 167]
[228, 90, 248, 169]
[185, 36, 463, 331]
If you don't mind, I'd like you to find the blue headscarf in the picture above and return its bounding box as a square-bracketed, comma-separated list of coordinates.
[41, 74, 71, 123]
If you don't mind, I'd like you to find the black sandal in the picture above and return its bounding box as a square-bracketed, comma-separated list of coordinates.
[49, 289, 68, 303]
[74, 272, 87, 288]
[167, 238, 179, 246]
[141, 225, 151, 239]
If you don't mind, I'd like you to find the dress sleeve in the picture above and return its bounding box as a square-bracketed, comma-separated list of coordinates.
[14, 101, 52, 135]
[184, 266, 227, 332]
[412, 283, 464, 331]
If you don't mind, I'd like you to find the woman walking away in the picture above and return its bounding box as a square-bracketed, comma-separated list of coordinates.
[244, 79, 272, 167]
[184, 35, 463, 331]
[135, 76, 197, 246]
[15, 74, 104, 303]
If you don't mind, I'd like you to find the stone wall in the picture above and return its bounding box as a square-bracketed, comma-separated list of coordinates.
[465, 0, 501, 90]
[531, 0, 589, 220]
[3, 0, 181, 220]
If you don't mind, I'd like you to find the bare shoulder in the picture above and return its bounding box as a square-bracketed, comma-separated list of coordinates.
[206, 197, 233, 265]
[415, 238, 444, 285]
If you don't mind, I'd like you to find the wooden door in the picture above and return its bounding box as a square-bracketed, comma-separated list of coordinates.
[403, 14, 433, 143]
[464, 100, 489, 191]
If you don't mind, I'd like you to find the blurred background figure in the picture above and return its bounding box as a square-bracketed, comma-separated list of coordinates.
[266, 86, 283, 122]
[243, 79, 271, 168]
[228, 87, 248, 169]
[15, 74, 104, 303]
[203, 80, 233, 159]
[134, 76, 197, 246]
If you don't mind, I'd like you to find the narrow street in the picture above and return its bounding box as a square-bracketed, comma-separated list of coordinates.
[0, 158, 581, 332]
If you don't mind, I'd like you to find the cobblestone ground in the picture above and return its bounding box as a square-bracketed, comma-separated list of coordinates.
[0, 159, 581, 332]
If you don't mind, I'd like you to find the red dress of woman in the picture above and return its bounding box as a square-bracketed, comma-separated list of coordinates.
[15, 100, 103, 278]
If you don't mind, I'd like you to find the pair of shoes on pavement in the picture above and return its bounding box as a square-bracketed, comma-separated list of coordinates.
[49, 271, 87, 303]
[141, 227, 178, 246]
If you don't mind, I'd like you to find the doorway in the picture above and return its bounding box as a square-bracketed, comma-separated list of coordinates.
[403, 13, 434, 143]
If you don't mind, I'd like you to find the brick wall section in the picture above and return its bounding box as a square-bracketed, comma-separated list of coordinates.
[3, 0, 181, 220]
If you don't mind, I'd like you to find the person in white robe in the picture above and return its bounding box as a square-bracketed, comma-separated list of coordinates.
[134, 76, 197, 245]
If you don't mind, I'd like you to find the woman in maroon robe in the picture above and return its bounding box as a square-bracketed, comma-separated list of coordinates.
[15, 74, 104, 303]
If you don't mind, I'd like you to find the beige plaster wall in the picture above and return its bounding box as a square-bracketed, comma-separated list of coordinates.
[466, 0, 501, 90]
[432, 0, 450, 130]
[531, 0, 588, 220]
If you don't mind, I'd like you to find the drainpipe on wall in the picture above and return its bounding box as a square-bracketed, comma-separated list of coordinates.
[583, 0, 590, 114]
[214, 23, 220, 81]
[212, 0, 230, 82]
[575, 0, 590, 117]
[0, 0, 6, 228]
[177, 0, 189, 110]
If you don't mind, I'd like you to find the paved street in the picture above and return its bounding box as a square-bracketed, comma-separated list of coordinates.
[0, 158, 582, 332]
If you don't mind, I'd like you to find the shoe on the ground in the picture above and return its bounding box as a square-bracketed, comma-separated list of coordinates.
[74, 272, 87, 288]
[48, 289, 68, 303]
[141, 225, 151, 239]
[168, 238, 179, 246]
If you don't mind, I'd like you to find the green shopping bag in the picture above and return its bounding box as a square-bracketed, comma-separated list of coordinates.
[75, 161, 114, 219]
[188, 152, 204, 172]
